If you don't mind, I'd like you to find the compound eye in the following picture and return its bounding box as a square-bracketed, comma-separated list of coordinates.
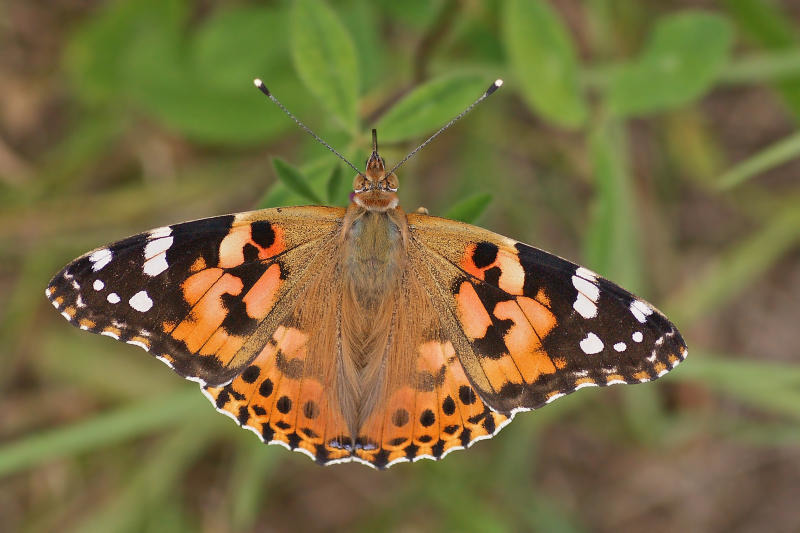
[384, 173, 398, 191]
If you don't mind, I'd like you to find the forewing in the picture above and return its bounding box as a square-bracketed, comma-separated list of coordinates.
[407, 212, 688, 414]
[46, 206, 345, 386]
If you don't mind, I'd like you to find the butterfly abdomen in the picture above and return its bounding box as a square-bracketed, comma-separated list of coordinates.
[338, 206, 410, 433]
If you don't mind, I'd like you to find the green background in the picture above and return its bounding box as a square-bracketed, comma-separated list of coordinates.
[2, 0, 800, 531]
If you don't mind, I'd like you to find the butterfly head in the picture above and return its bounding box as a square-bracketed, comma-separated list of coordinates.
[352, 129, 399, 212]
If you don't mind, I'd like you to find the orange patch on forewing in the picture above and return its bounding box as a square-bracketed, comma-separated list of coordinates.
[479, 355, 524, 390]
[198, 327, 230, 356]
[455, 281, 491, 340]
[516, 296, 557, 338]
[215, 334, 246, 366]
[79, 318, 96, 329]
[606, 373, 625, 382]
[552, 357, 567, 370]
[242, 263, 282, 320]
[668, 354, 679, 365]
[495, 252, 525, 294]
[172, 273, 243, 353]
[217, 224, 286, 269]
[535, 288, 551, 308]
[653, 362, 667, 374]
[633, 371, 651, 381]
[460, 243, 488, 281]
[190, 256, 207, 273]
[574, 377, 595, 387]
[181, 268, 224, 306]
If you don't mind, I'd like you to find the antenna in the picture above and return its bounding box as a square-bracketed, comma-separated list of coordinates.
[254, 79, 364, 178]
[386, 79, 503, 177]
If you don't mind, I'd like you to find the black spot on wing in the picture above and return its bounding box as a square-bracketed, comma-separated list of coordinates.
[220, 293, 258, 336]
[250, 221, 275, 248]
[472, 241, 498, 269]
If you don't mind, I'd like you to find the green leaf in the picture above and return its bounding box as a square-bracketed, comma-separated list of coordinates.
[502, 0, 587, 128]
[375, 73, 489, 143]
[64, 0, 187, 104]
[444, 193, 493, 224]
[723, 0, 800, 120]
[291, 0, 360, 131]
[326, 164, 350, 204]
[608, 11, 733, 116]
[271, 158, 323, 204]
[191, 6, 289, 93]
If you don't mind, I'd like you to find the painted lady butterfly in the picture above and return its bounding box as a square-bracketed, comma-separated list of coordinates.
[47, 79, 687, 469]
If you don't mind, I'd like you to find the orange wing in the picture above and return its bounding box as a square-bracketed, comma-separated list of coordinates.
[348, 213, 687, 468]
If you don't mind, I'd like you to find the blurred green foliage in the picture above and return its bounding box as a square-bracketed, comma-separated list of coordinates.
[2, 0, 800, 531]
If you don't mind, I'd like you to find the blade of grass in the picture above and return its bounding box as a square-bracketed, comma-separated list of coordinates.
[586, 116, 643, 292]
[0, 388, 199, 477]
[73, 421, 217, 533]
[717, 130, 800, 189]
[663, 204, 800, 325]
[229, 438, 280, 530]
[673, 351, 800, 419]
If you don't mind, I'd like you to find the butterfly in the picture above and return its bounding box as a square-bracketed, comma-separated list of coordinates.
[46, 79, 687, 469]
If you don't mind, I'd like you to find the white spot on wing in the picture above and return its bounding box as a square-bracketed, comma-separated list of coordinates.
[60, 311, 72, 321]
[144, 236, 173, 259]
[630, 300, 653, 323]
[579, 332, 604, 354]
[613, 342, 626, 352]
[149, 226, 172, 239]
[89, 248, 112, 272]
[126, 340, 149, 351]
[143, 255, 169, 277]
[100, 330, 119, 340]
[107, 292, 120, 304]
[128, 290, 153, 312]
[143, 236, 173, 277]
[575, 266, 598, 281]
[93, 279, 104, 291]
[632, 331, 643, 342]
[45, 287, 52, 297]
[572, 275, 600, 302]
[573, 292, 598, 319]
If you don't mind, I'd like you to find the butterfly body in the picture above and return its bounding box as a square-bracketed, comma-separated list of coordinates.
[47, 122, 687, 469]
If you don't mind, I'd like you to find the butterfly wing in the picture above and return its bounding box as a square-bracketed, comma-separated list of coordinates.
[46, 206, 345, 386]
[406, 212, 687, 415]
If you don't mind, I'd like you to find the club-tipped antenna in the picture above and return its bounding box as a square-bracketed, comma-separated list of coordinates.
[254, 79, 364, 178]
[386, 79, 503, 177]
